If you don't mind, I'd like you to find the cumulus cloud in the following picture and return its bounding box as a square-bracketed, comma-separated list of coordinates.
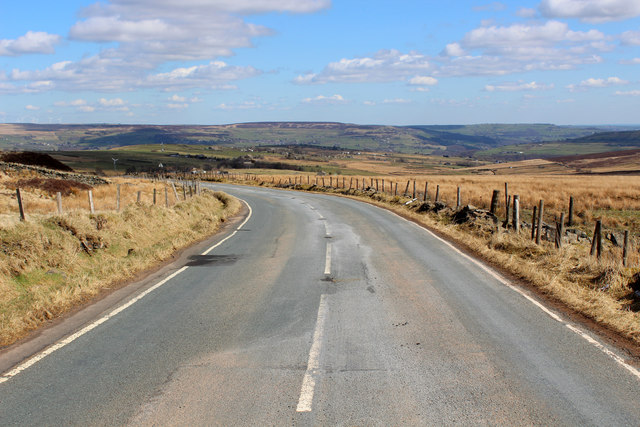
[435, 20, 609, 76]
[145, 61, 261, 90]
[99, 97, 126, 107]
[69, 0, 329, 63]
[408, 76, 438, 86]
[485, 81, 554, 91]
[294, 50, 431, 84]
[25, 105, 40, 110]
[567, 76, 629, 91]
[7, 57, 259, 93]
[0, 31, 61, 56]
[620, 30, 640, 46]
[441, 43, 466, 57]
[462, 21, 604, 52]
[539, 0, 640, 22]
[8, 0, 326, 93]
[301, 94, 347, 104]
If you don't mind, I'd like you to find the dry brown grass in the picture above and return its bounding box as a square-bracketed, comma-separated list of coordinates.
[241, 173, 640, 231]
[0, 171, 183, 218]
[223, 174, 640, 345]
[0, 185, 240, 347]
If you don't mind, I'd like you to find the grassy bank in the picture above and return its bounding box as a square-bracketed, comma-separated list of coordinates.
[0, 189, 240, 347]
[225, 177, 640, 347]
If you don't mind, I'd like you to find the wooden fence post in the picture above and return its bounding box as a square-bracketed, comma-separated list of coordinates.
[137, 191, 142, 203]
[568, 196, 574, 227]
[412, 181, 416, 199]
[531, 206, 537, 240]
[555, 212, 564, 249]
[623, 230, 629, 267]
[16, 189, 25, 221]
[490, 190, 500, 215]
[435, 185, 440, 202]
[423, 182, 428, 202]
[513, 195, 520, 233]
[88, 190, 95, 214]
[165, 187, 169, 207]
[535, 200, 544, 244]
[172, 182, 179, 201]
[590, 220, 602, 257]
[382, 179, 385, 193]
[116, 184, 121, 212]
[504, 182, 510, 219]
[56, 192, 63, 215]
[457, 186, 461, 208]
[153, 188, 157, 205]
[376, 179, 379, 192]
[394, 182, 397, 196]
[404, 180, 410, 196]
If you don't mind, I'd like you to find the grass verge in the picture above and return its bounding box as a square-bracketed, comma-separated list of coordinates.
[0, 189, 240, 347]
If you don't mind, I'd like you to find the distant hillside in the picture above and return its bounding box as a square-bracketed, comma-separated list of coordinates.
[0, 122, 636, 156]
[476, 129, 640, 161]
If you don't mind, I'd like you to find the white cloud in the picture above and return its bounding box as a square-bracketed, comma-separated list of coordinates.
[567, 76, 629, 91]
[620, 58, 640, 64]
[294, 49, 431, 84]
[485, 81, 554, 91]
[99, 97, 126, 107]
[615, 90, 640, 96]
[25, 105, 40, 110]
[382, 98, 411, 104]
[145, 61, 261, 90]
[0, 31, 61, 56]
[167, 103, 188, 109]
[68, 0, 329, 64]
[169, 94, 187, 102]
[301, 94, 347, 104]
[363, 100, 376, 106]
[441, 43, 466, 57]
[409, 76, 438, 86]
[435, 20, 609, 76]
[54, 99, 88, 107]
[540, 0, 640, 22]
[462, 21, 604, 51]
[620, 30, 640, 46]
[6, 0, 326, 94]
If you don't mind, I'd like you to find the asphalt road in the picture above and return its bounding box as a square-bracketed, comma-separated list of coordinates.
[0, 183, 639, 425]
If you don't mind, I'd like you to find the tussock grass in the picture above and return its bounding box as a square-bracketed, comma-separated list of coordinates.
[246, 173, 640, 231]
[0, 188, 240, 347]
[226, 175, 640, 345]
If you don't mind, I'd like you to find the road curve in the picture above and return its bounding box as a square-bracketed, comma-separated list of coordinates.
[0, 183, 639, 425]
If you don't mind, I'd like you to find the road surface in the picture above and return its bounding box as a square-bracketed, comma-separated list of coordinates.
[0, 183, 639, 425]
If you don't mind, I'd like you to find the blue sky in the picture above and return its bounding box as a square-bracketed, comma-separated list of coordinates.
[1, 0, 640, 125]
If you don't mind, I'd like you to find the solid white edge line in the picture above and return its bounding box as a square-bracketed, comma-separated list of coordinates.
[324, 243, 332, 276]
[202, 199, 253, 255]
[0, 198, 253, 385]
[296, 294, 329, 412]
[393, 210, 640, 381]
